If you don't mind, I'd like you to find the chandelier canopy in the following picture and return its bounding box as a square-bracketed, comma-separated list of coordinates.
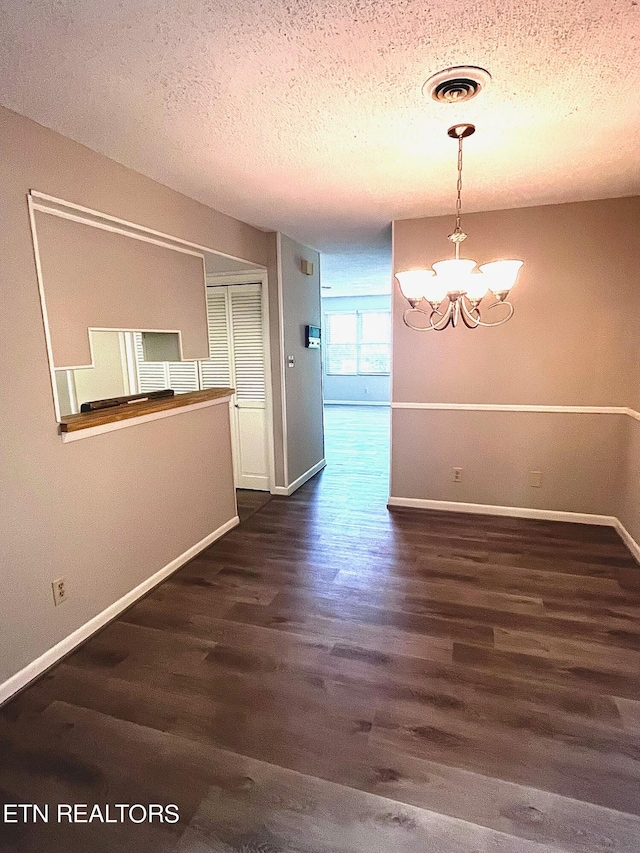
[396, 124, 523, 331]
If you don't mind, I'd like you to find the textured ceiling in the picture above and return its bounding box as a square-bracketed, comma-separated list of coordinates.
[0, 0, 638, 252]
[322, 242, 392, 297]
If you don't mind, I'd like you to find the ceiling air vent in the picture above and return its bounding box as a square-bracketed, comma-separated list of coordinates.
[422, 66, 491, 103]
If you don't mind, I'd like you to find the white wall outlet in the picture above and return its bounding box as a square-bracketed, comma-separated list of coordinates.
[529, 470, 543, 488]
[52, 577, 67, 606]
[453, 467, 463, 483]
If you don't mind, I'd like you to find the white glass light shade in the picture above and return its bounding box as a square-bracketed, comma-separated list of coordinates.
[432, 258, 477, 295]
[479, 260, 523, 296]
[422, 279, 450, 304]
[395, 269, 434, 303]
[463, 274, 490, 302]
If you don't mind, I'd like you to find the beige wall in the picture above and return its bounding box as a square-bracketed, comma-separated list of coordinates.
[0, 105, 265, 687]
[619, 419, 640, 546]
[4, 109, 268, 265]
[393, 198, 640, 407]
[266, 233, 287, 488]
[54, 370, 73, 416]
[391, 409, 627, 516]
[279, 234, 325, 485]
[391, 197, 640, 547]
[633, 341, 640, 415]
[34, 210, 209, 367]
[265, 233, 324, 490]
[72, 331, 128, 410]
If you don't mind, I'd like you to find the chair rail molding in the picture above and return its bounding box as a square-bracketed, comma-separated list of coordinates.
[391, 403, 638, 417]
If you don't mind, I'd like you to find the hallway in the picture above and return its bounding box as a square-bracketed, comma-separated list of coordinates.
[2, 406, 640, 852]
[322, 403, 389, 490]
[236, 403, 390, 522]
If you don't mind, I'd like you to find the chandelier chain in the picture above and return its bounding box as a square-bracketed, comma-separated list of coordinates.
[455, 133, 463, 233]
[396, 122, 523, 331]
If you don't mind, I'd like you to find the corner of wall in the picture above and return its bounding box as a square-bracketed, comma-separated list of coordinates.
[276, 232, 324, 487]
[618, 412, 640, 554]
[389, 198, 640, 564]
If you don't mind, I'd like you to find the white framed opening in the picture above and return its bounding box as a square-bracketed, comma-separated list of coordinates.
[28, 191, 277, 492]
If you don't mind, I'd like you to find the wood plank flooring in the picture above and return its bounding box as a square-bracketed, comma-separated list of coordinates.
[2, 404, 640, 852]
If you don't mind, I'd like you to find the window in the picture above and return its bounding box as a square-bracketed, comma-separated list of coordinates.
[325, 311, 391, 375]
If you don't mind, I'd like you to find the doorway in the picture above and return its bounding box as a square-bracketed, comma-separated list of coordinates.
[204, 281, 270, 491]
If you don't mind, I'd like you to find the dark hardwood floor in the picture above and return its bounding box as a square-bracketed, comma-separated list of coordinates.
[2, 404, 640, 852]
[235, 489, 272, 524]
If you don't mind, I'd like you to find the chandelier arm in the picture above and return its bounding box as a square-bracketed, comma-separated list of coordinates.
[430, 305, 449, 321]
[432, 300, 455, 330]
[460, 298, 481, 329]
[473, 300, 515, 327]
[402, 306, 437, 331]
[451, 299, 460, 328]
[402, 299, 460, 331]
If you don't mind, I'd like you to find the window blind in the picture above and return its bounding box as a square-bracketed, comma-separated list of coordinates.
[325, 310, 391, 375]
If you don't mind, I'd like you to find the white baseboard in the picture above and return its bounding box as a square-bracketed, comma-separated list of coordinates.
[387, 496, 617, 527]
[271, 459, 326, 496]
[324, 400, 390, 407]
[387, 497, 640, 563]
[615, 519, 640, 562]
[0, 515, 240, 707]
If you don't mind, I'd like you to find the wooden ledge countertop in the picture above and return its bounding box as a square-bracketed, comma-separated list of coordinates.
[59, 388, 235, 433]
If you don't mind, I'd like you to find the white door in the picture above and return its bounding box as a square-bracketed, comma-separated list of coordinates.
[201, 283, 269, 490]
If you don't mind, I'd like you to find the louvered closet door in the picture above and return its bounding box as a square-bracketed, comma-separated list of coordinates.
[134, 333, 168, 392]
[134, 333, 199, 394]
[228, 284, 269, 490]
[199, 287, 232, 390]
[135, 284, 269, 491]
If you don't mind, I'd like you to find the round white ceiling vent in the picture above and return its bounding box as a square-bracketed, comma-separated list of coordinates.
[422, 66, 491, 103]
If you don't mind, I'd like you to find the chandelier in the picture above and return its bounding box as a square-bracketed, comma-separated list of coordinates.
[396, 124, 523, 331]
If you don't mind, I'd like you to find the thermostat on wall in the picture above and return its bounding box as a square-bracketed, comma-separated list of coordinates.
[305, 325, 321, 348]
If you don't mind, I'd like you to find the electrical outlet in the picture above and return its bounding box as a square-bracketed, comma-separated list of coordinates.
[52, 577, 67, 606]
[453, 467, 463, 483]
[529, 470, 543, 488]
